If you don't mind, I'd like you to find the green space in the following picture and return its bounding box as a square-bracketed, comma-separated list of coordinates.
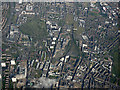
[100, 12, 108, 18]
[64, 37, 80, 57]
[2, 76, 6, 89]
[83, 3, 90, 7]
[34, 70, 42, 78]
[49, 75, 58, 79]
[92, 8, 99, 13]
[65, 13, 85, 36]
[70, 39, 80, 56]
[9, 80, 13, 88]
[88, 11, 99, 16]
[6, 3, 11, 19]
[11, 14, 17, 24]
[41, 52, 45, 61]
[109, 43, 120, 86]
[104, 57, 108, 60]
[65, 13, 74, 25]
[63, 40, 72, 56]
[65, 12, 85, 35]
[75, 26, 85, 35]
[58, 19, 65, 27]
[19, 16, 48, 42]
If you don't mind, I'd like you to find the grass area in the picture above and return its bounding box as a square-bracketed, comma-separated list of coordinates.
[2, 76, 6, 89]
[73, 21, 78, 28]
[58, 19, 65, 27]
[65, 13, 74, 25]
[9, 80, 13, 88]
[92, 8, 99, 13]
[63, 13, 84, 56]
[65, 12, 85, 35]
[63, 40, 72, 56]
[6, 3, 11, 19]
[104, 57, 108, 60]
[34, 70, 42, 78]
[109, 43, 120, 85]
[100, 12, 108, 18]
[74, 2, 82, 8]
[41, 51, 46, 61]
[70, 39, 80, 56]
[64, 35, 80, 57]
[83, 2, 90, 7]
[75, 26, 85, 35]
[88, 11, 99, 16]
[2, 43, 9, 49]
[49, 75, 58, 79]
[19, 16, 48, 42]
[110, 44, 119, 77]
[11, 14, 17, 24]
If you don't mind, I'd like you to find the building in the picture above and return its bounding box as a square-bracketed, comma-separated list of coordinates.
[12, 77, 17, 83]
[19, 0, 22, 4]
[11, 60, 16, 65]
[1, 62, 6, 67]
[26, 4, 33, 11]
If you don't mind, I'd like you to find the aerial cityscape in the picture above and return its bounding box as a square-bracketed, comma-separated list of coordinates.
[1, 1, 120, 89]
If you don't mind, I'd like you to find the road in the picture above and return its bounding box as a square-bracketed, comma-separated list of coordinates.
[71, 57, 82, 81]
[2, 3, 15, 36]
[81, 63, 98, 88]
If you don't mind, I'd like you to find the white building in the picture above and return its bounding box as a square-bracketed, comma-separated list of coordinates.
[19, 0, 22, 4]
[26, 4, 33, 11]
[12, 77, 17, 82]
[52, 42, 55, 45]
[0, 74, 1, 79]
[50, 46, 54, 49]
[67, 29, 71, 32]
[53, 37, 57, 41]
[103, 7, 106, 11]
[1, 62, 6, 67]
[11, 60, 16, 65]
[83, 44, 87, 47]
[82, 35, 88, 41]
[60, 57, 64, 62]
[46, 21, 51, 25]
[67, 76, 72, 80]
